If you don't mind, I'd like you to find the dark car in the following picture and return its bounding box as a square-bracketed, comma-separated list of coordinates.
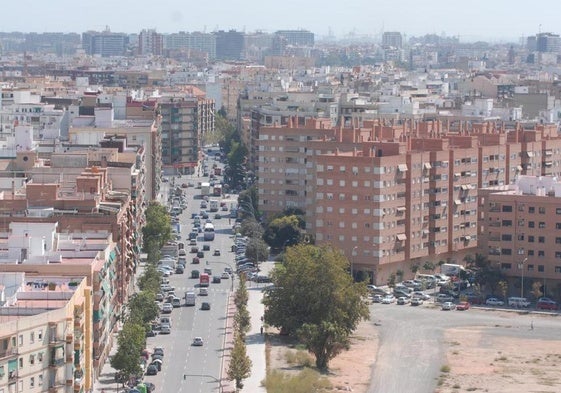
[212, 276, 221, 284]
[191, 270, 200, 279]
[201, 302, 211, 310]
[146, 330, 157, 337]
[202, 244, 210, 251]
[144, 382, 156, 392]
[175, 266, 184, 274]
[192, 257, 200, 264]
[197, 251, 205, 258]
[146, 365, 158, 375]
[537, 298, 558, 310]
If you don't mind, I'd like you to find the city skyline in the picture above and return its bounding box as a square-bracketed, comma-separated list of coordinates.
[3, 0, 561, 42]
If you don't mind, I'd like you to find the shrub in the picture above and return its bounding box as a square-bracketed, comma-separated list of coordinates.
[263, 369, 331, 393]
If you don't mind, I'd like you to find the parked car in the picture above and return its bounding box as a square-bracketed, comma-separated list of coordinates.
[441, 301, 456, 311]
[412, 291, 431, 300]
[436, 294, 454, 303]
[410, 297, 424, 306]
[381, 295, 395, 304]
[536, 297, 558, 310]
[160, 325, 171, 334]
[146, 329, 157, 337]
[397, 296, 410, 305]
[456, 301, 471, 311]
[146, 365, 158, 375]
[153, 347, 164, 357]
[161, 303, 173, 313]
[192, 337, 204, 346]
[485, 297, 504, 306]
[372, 294, 384, 303]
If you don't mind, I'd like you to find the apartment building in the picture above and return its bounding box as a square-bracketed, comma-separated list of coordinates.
[157, 95, 215, 175]
[479, 176, 561, 296]
[0, 273, 91, 393]
[82, 30, 129, 57]
[256, 119, 561, 284]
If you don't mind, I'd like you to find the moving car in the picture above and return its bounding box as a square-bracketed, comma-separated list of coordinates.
[221, 272, 230, 279]
[441, 302, 456, 311]
[485, 297, 504, 306]
[192, 337, 204, 346]
[201, 302, 211, 310]
[212, 276, 222, 284]
[199, 288, 208, 296]
[213, 249, 221, 256]
[456, 301, 470, 311]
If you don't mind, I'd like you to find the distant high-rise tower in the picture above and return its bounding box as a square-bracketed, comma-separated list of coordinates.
[82, 30, 128, 57]
[382, 32, 403, 48]
[536, 32, 561, 53]
[274, 30, 314, 47]
[214, 30, 245, 60]
[139, 29, 163, 56]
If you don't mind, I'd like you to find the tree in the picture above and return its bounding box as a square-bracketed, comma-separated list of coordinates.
[498, 280, 508, 301]
[227, 335, 252, 389]
[422, 261, 436, 273]
[234, 276, 249, 308]
[233, 305, 251, 337]
[225, 141, 248, 189]
[240, 218, 263, 239]
[245, 238, 269, 265]
[127, 291, 160, 328]
[387, 273, 396, 288]
[410, 263, 420, 275]
[263, 215, 303, 251]
[531, 281, 543, 300]
[238, 187, 259, 219]
[137, 264, 161, 294]
[263, 244, 370, 370]
[110, 322, 146, 382]
[142, 202, 172, 263]
[396, 269, 404, 283]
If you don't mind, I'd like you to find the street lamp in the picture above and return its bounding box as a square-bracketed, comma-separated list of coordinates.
[518, 257, 528, 298]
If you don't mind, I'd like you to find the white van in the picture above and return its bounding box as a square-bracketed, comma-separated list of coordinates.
[507, 297, 530, 308]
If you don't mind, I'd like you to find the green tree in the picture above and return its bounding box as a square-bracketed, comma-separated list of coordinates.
[110, 322, 146, 381]
[245, 238, 269, 265]
[127, 291, 160, 328]
[240, 218, 264, 239]
[233, 305, 251, 337]
[238, 187, 259, 219]
[263, 215, 303, 250]
[422, 261, 436, 273]
[396, 269, 404, 283]
[263, 244, 370, 370]
[234, 276, 249, 308]
[225, 141, 248, 189]
[142, 202, 172, 263]
[227, 335, 252, 389]
[137, 264, 162, 294]
[410, 263, 420, 275]
[387, 273, 396, 288]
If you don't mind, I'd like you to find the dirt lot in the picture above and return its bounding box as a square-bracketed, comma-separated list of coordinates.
[266, 313, 561, 392]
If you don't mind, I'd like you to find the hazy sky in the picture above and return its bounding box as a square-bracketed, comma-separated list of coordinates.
[4, 0, 560, 41]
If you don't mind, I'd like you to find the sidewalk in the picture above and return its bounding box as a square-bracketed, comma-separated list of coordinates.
[242, 286, 267, 392]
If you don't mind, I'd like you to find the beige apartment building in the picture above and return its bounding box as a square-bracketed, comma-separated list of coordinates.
[479, 176, 561, 298]
[0, 274, 92, 393]
[256, 119, 561, 285]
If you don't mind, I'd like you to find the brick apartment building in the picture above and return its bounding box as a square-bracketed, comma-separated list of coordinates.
[479, 176, 561, 299]
[256, 118, 561, 286]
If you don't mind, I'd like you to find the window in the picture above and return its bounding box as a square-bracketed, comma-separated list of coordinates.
[19, 358, 23, 368]
[18, 335, 23, 346]
[527, 264, 534, 271]
[38, 330, 42, 341]
[556, 208, 561, 215]
[501, 263, 512, 269]
[539, 207, 546, 214]
[528, 250, 535, 256]
[29, 354, 34, 365]
[539, 222, 546, 229]
[539, 236, 545, 243]
[528, 221, 535, 228]
[38, 375, 43, 386]
[0, 365, 4, 377]
[502, 220, 513, 227]
[555, 266, 561, 273]
[30, 332, 34, 343]
[502, 205, 513, 212]
[30, 377, 34, 388]
[538, 265, 545, 272]
[529, 206, 535, 213]
[528, 236, 535, 243]
[37, 352, 43, 362]
[501, 248, 512, 255]
[538, 250, 545, 257]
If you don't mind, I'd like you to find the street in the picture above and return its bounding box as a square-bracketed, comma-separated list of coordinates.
[145, 154, 238, 393]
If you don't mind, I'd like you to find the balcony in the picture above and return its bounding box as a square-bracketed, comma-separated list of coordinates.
[49, 357, 65, 367]
[0, 348, 18, 360]
[49, 337, 65, 347]
[8, 371, 17, 381]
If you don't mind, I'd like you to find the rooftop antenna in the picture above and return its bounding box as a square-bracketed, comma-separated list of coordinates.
[538, 24, 542, 34]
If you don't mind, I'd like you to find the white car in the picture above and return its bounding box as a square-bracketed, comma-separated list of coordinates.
[199, 288, 208, 296]
[485, 297, 504, 306]
[192, 337, 204, 346]
[381, 295, 395, 304]
[441, 301, 456, 311]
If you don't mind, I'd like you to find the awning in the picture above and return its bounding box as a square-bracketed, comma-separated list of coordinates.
[422, 229, 430, 235]
[398, 164, 408, 172]
[464, 235, 472, 241]
[516, 165, 523, 171]
[454, 172, 461, 177]
[545, 150, 553, 156]
[396, 233, 407, 241]
[526, 151, 534, 158]
[396, 206, 407, 212]
[545, 161, 553, 167]
[423, 163, 432, 170]
[461, 185, 469, 191]
[454, 199, 462, 205]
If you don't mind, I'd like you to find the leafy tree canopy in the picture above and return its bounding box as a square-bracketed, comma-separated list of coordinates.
[142, 202, 171, 261]
[137, 264, 161, 294]
[127, 291, 160, 328]
[263, 244, 370, 369]
[245, 237, 269, 264]
[263, 215, 303, 250]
